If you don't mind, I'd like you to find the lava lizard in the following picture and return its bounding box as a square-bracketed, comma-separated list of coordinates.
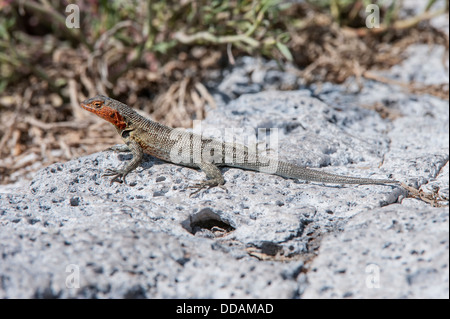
[80, 95, 399, 192]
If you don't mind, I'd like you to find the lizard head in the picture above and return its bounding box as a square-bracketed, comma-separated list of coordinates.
[81, 95, 127, 130]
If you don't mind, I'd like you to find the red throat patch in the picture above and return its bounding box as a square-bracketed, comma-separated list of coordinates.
[98, 107, 127, 130]
[82, 103, 127, 130]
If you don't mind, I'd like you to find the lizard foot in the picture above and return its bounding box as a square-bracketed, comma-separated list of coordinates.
[188, 180, 227, 197]
[102, 168, 130, 185]
[188, 183, 211, 197]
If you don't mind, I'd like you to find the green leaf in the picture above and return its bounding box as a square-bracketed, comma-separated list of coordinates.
[276, 42, 293, 61]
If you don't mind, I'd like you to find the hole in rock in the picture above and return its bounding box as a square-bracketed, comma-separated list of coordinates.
[182, 208, 235, 237]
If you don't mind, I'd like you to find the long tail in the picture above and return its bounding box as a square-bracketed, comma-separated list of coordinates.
[273, 161, 398, 185]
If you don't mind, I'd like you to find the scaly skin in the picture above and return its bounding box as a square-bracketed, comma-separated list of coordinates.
[80, 95, 399, 191]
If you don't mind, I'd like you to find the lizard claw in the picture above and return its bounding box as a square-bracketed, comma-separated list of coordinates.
[102, 168, 129, 185]
[188, 181, 228, 197]
[188, 183, 206, 197]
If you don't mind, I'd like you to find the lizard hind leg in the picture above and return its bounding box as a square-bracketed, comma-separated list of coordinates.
[189, 161, 226, 196]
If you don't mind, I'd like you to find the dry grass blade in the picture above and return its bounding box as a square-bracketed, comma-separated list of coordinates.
[24, 117, 89, 130]
[402, 183, 449, 207]
[364, 71, 450, 100]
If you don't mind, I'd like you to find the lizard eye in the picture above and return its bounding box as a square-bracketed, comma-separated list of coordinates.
[93, 101, 102, 108]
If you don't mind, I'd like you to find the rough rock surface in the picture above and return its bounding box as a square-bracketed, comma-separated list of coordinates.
[1, 45, 448, 298]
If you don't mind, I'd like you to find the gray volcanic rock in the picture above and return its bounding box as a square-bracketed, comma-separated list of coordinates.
[1, 42, 448, 298]
[302, 204, 449, 299]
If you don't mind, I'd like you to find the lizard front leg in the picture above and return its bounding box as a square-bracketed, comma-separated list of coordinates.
[103, 140, 143, 185]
